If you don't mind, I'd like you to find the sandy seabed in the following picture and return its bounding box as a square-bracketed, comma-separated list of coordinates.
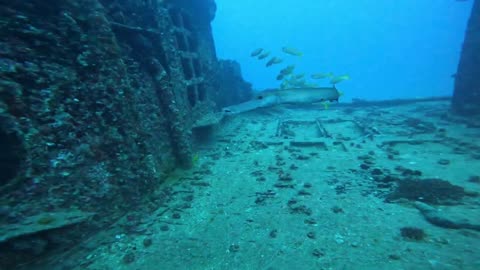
[76, 100, 480, 270]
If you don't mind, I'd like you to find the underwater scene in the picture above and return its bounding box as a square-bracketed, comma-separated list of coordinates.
[0, 0, 479, 269]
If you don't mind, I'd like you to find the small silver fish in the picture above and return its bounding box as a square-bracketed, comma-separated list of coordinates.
[258, 51, 270, 60]
[266, 57, 282, 67]
[250, 48, 263, 57]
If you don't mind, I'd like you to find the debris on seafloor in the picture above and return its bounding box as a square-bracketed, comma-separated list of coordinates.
[385, 178, 475, 205]
[400, 226, 426, 241]
[414, 201, 480, 231]
[0, 210, 95, 243]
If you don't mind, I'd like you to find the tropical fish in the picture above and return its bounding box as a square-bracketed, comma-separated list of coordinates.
[279, 65, 295, 76]
[258, 51, 270, 60]
[322, 102, 330, 110]
[266, 57, 283, 67]
[311, 72, 334, 79]
[222, 87, 341, 115]
[282, 47, 303, 57]
[330, 75, 350, 85]
[250, 48, 263, 57]
[280, 80, 289, 89]
[294, 73, 305, 80]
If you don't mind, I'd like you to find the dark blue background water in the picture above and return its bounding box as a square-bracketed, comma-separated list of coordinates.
[212, 0, 473, 101]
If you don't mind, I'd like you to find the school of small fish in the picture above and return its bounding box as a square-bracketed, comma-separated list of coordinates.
[249, 47, 350, 88]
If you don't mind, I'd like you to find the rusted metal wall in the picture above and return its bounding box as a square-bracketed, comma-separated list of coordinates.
[0, 0, 250, 267]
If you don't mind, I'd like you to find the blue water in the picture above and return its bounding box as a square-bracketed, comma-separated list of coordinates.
[212, 0, 473, 101]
